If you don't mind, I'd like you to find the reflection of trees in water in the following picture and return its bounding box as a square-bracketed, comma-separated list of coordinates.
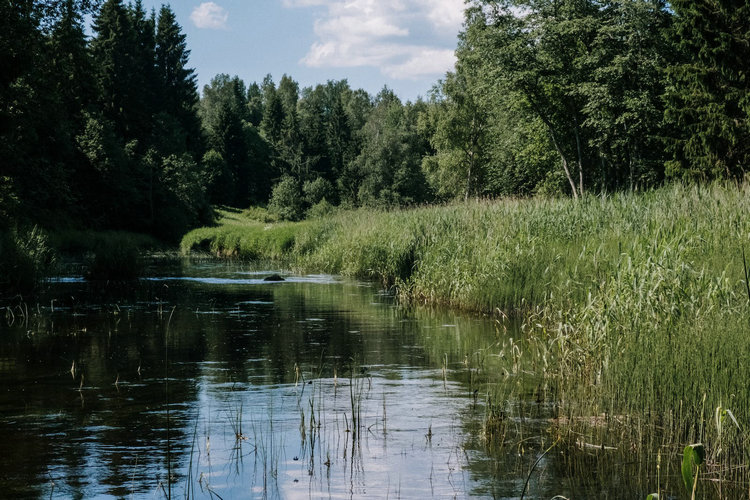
[0, 307, 204, 497]
[0, 267, 508, 497]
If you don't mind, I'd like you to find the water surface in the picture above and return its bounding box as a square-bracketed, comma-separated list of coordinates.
[0, 259, 660, 498]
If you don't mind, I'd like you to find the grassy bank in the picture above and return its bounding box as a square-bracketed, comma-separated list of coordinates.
[0, 226, 55, 296]
[0, 228, 165, 296]
[183, 183, 750, 314]
[49, 229, 164, 280]
[183, 183, 750, 488]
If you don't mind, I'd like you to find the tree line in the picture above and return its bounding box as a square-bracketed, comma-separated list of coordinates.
[438, 0, 750, 199]
[2, 0, 749, 237]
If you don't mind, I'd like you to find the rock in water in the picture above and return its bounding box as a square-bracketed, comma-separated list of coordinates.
[263, 274, 285, 282]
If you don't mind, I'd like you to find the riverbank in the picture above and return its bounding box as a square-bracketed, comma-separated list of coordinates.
[182, 182, 750, 490]
[0, 228, 164, 296]
[183, 182, 749, 314]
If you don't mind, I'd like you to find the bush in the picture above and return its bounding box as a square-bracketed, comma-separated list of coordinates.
[87, 234, 143, 281]
[303, 177, 334, 206]
[241, 206, 278, 223]
[269, 175, 303, 221]
[0, 226, 55, 295]
[305, 199, 335, 219]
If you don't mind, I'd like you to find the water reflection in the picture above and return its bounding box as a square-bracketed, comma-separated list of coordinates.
[0, 259, 664, 498]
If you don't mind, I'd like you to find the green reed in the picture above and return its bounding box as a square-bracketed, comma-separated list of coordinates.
[181, 182, 750, 491]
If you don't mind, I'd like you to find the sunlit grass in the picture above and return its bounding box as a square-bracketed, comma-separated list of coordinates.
[181, 181, 750, 489]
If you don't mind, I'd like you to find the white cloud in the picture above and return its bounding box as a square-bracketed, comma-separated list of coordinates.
[382, 47, 457, 79]
[285, 0, 464, 80]
[418, 0, 465, 31]
[191, 2, 229, 30]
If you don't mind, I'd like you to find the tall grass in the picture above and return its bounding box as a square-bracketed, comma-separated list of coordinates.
[182, 182, 750, 485]
[50, 230, 161, 280]
[0, 226, 55, 295]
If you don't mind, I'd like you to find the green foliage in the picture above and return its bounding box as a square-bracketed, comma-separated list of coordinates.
[155, 4, 202, 158]
[1, 0, 206, 243]
[306, 199, 335, 219]
[666, 0, 750, 181]
[6, 0, 750, 291]
[157, 153, 211, 240]
[420, 57, 489, 200]
[268, 175, 303, 221]
[681, 444, 705, 492]
[0, 227, 55, 295]
[181, 221, 303, 261]
[458, 0, 677, 196]
[303, 177, 334, 206]
[87, 233, 143, 281]
[353, 89, 431, 207]
[200, 74, 272, 206]
[241, 206, 278, 223]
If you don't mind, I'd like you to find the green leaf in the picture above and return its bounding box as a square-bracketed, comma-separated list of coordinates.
[681, 443, 705, 490]
[646, 494, 659, 500]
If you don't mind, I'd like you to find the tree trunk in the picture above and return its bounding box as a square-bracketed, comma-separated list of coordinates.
[572, 113, 584, 197]
[525, 90, 578, 199]
[548, 128, 578, 199]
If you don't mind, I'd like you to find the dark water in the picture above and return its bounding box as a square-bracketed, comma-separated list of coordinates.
[0, 259, 660, 499]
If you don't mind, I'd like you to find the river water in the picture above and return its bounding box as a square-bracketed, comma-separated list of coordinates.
[0, 259, 653, 499]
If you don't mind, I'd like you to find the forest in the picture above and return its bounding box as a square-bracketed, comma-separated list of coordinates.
[1, 0, 749, 290]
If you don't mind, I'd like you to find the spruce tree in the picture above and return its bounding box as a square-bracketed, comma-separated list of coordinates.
[156, 4, 203, 158]
[90, 0, 136, 138]
[666, 0, 750, 180]
[127, 0, 157, 145]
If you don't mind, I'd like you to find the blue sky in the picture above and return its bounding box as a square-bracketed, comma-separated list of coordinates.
[137, 0, 465, 101]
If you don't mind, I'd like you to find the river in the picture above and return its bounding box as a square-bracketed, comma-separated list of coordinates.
[0, 258, 657, 498]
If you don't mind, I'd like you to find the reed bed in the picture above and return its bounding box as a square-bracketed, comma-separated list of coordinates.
[182, 182, 750, 490]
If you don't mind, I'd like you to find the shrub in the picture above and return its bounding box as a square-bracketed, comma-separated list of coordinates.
[87, 234, 142, 281]
[269, 175, 303, 221]
[305, 199, 335, 219]
[303, 177, 334, 206]
[0, 226, 55, 295]
[241, 206, 278, 223]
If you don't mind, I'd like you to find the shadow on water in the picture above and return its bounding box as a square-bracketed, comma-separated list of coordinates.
[0, 258, 735, 498]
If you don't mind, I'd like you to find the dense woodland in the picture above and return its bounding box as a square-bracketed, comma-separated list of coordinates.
[1, 0, 749, 240]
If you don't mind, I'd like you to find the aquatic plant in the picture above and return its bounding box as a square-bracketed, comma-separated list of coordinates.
[0, 226, 55, 295]
[181, 181, 750, 491]
[87, 233, 143, 280]
[682, 443, 705, 498]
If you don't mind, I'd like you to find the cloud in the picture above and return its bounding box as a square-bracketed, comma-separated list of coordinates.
[285, 0, 464, 80]
[382, 47, 457, 79]
[418, 0, 465, 31]
[191, 2, 229, 30]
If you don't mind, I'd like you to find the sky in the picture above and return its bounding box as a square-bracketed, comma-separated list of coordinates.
[137, 0, 466, 101]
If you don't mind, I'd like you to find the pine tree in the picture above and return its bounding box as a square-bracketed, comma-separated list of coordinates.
[127, 0, 157, 144]
[156, 4, 203, 158]
[247, 82, 264, 126]
[49, 0, 94, 121]
[90, 0, 134, 137]
[261, 85, 284, 145]
[666, 0, 750, 180]
[215, 101, 250, 206]
[326, 92, 351, 183]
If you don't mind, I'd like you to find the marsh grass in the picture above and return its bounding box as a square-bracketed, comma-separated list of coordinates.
[180, 222, 303, 261]
[182, 182, 750, 490]
[49, 230, 161, 280]
[0, 226, 55, 295]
